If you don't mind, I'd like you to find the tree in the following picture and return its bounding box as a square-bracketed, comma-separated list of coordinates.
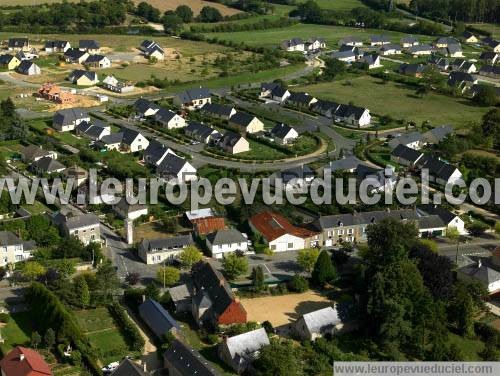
[323, 58, 346, 79]
[144, 282, 160, 301]
[31, 331, 41, 349]
[473, 85, 498, 106]
[126, 272, 140, 285]
[94, 262, 121, 304]
[296, 248, 319, 273]
[162, 12, 184, 35]
[199, 6, 223, 22]
[253, 338, 303, 376]
[251, 266, 265, 292]
[23, 261, 46, 280]
[222, 252, 248, 280]
[175, 5, 193, 23]
[44, 328, 55, 349]
[450, 282, 475, 337]
[311, 250, 337, 286]
[156, 266, 180, 288]
[73, 276, 90, 308]
[179, 245, 203, 268]
[481, 108, 500, 147]
[466, 221, 489, 237]
[288, 274, 309, 292]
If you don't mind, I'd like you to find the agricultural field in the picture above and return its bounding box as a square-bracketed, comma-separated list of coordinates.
[298, 76, 493, 127]
[132, 0, 241, 16]
[298, 0, 366, 11]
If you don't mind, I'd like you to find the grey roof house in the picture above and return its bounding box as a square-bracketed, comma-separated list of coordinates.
[293, 307, 343, 341]
[138, 234, 194, 265]
[164, 340, 219, 376]
[173, 87, 211, 109]
[52, 108, 90, 131]
[139, 299, 180, 339]
[218, 328, 270, 372]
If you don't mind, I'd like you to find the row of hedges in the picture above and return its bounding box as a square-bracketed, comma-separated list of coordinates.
[27, 282, 102, 375]
[190, 17, 297, 33]
[107, 302, 145, 352]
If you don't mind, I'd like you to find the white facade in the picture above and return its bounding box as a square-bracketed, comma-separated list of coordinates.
[0, 243, 33, 267]
[157, 113, 186, 130]
[268, 233, 305, 253]
[125, 134, 149, 153]
[206, 239, 248, 259]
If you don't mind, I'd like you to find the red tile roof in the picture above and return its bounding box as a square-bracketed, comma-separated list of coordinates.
[0, 347, 52, 376]
[249, 211, 318, 242]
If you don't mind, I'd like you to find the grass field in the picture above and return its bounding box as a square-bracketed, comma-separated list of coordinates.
[467, 23, 500, 39]
[133, 0, 241, 16]
[0, 312, 33, 355]
[298, 0, 366, 11]
[297, 76, 492, 127]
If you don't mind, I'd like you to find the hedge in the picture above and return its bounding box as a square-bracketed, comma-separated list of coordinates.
[107, 302, 145, 352]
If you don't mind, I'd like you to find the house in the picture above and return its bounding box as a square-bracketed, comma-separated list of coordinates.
[8, 38, 29, 52]
[338, 36, 363, 46]
[452, 58, 466, 71]
[435, 37, 459, 48]
[280, 38, 305, 52]
[417, 215, 447, 237]
[75, 120, 110, 141]
[102, 75, 134, 93]
[357, 164, 397, 193]
[447, 43, 463, 58]
[63, 165, 88, 187]
[250, 211, 319, 251]
[139, 235, 194, 264]
[68, 69, 98, 86]
[305, 37, 326, 52]
[121, 128, 149, 153]
[79, 39, 100, 53]
[390, 144, 424, 167]
[63, 48, 89, 64]
[287, 92, 317, 108]
[458, 258, 500, 294]
[168, 284, 192, 313]
[139, 40, 165, 60]
[173, 87, 211, 110]
[228, 112, 264, 134]
[134, 98, 160, 118]
[313, 209, 419, 246]
[20, 145, 57, 163]
[52, 108, 90, 132]
[487, 39, 500, 53]
[45, 40, 71, 53]
[418, 204, 466, 234]
[416, 155, 463, 186]
[447, 71, 477, 91]
[462, 31, 478, 43]
[0, 54, 20, 70]
[360, 52, 381, 69]
[110, 359, 150, 376]
[219, 328, 270, 373]
[331, 50, 357, 63]
[478, 65, 500, 78]
[201, 103, 236, 120]
[312, 100, 341, 118]
[479, 51, 499, 65]
[164, 340, 219, 376]
[97, 132, 123, 151]
[185, 208, 226, 236]
[388, 131, 424, 150]
[0, 231, 36, 267]
[270, 123, 298, 144]
[379, 44, 402, 55]
[275, 165, 315, 191]
[470, 84, 500, 100]
[219, 132, 250, 154]
[157, 153, 197, 182]
[191, 261, 247, 326]
[113, 200, 148, 220]
[84, 54, 111, 68]
[260, 82, 291, 103]
[16, 61, 40, 75]
[460, 61, 477, 74]
[30, 157, 65, 175]
[206, 229, 248, 258]
[399, 63, 425, 77]
[323, 156, 363, 174]
[154, 108, 186, 129]
[51, 211, 100, 245]
[293, 307, 343, 341]
[400, 36, 419, 48]
[370, 35, 391, 46]
[333, 104, 371, 127]
[139, 299, 180, 338]
[185, 122, 221, 144]
[422, 125, 453, 144]
[428, 56, 450, 71]
[16, 49, 38, 61]
[0, 346, 52, 376]
[143, 141, 175, 166]
[38, 83, 75, 104]
[408, 44, 433, 56]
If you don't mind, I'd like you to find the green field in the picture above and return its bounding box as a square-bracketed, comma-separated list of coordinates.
[298, 76, 492, 127]
[467, 23, 500, 39]
[299, 0, 366, 11]
[0, 312, 33, 355]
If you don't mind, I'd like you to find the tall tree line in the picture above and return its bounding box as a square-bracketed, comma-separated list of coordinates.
[410, 0, 500, 23]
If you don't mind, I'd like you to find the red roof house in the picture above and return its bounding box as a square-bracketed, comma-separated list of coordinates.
[0, 346, 52, 376]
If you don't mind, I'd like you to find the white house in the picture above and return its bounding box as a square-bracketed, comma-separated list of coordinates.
[52, 108, 90, 132]
[417, 204, 466, 235]
[155, 108, 186, 129]
[293, 307, 343, 341]
[0, 231, 35, 267]
[138, 235, 194, 265]
[206, 229, 248, 259]
[157, 154, 197, 182]
[270, 123, 299, 144]
[121, 128, 149, 153]
[280, 38, 305, 52]
[113, 200, 148, 220]
[85, 54, 111, 68]
[173, 87, 211, 110]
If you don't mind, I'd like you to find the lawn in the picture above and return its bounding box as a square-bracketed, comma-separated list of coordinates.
[297, 76, 492, 127]
[298, 0, 366, 11]
[467, 23, 500, 38]
[0, 312, 33, 355]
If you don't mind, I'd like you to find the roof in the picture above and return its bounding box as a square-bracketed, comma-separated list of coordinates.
[21, 145, 51, 161]
[370, 34, 391, 43]
[157, 153, 190, 176]
[201, 103, 234, 117]
[8, 38, 28, 47]
[70, 69, 97, 82]
[380, 43, 401, 51]
[100, 132, 123, 145]
[0, 54, 17, 64]
[332, 50, 356, 60]
[229, 112, 257, 127]
[281, 38, 303, 48]
[388, 131, 423, 148]
[300, 307, 341, 334]
[325, 156, 362, 172]
[85, 54, 108, 63]
[223, 328, 269, 362]
[55, 212, 99, 230]
[164, 339, 219, 376]
[63, 48, 87, 60]
[448, 71, 475, 86]
[168, 283, 192, 303]
[176, 87, 211, 104]
[0, 231, 22, 246]
[339, 36, 362, 44]
[435, 36, 459, 45]
[459, 262, 500, 285]
[399, 63, 425, 75]
[418, 156, 459, 181]
[409, 44, 433, 53]
[334, 104, 368, 120]
[140, 234, 193, 254]
[391, 144, 423, 163]
[206, 229, 246, 246]
[79, 39, 100, 49]
[479, 51, 498, 60]
[447, 44, 462, 54]
[186, 208, 216, 221]
[270, 123, 296, 139]
[17, 61, 38, 73]
[138, 299, 180, 338]
[45, 40, 69, 49]
[31, 157, 65, 173]
[315, 208, 418, 230]
[110, 359, 149, 376]
[417, 204, 458, 224]
[270, 85, 289, 98]
[250, 211, 317, 242]
[144, 140, 173, 164]
[401, 36, 418, 43]
[288, 92, 314, 105]
[418, 214, 446, 230]
[186, 122, 217, 140]
[423, 125, 453, 143]
[0, 346, 52, 376]
[361, 52, 380, 66]
[279, 165, 314, 184]
[312, 99, 341, 114]
[121, 128, 143, 146]
[220, 132, 245, 148]
[114, 199, 147, 215]
[134, 98, 160, 114]
[155, 108, 178, 123]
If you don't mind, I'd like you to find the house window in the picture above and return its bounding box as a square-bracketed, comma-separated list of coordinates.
[327, 230, 332, 237]
[15, 255, 23, 261]
[288, 243, 293, 249]
[347, 228, 353, 235]
[270, 245, 276, 250]
[74, 230, 79, 235]
[337, 229, 344, 235]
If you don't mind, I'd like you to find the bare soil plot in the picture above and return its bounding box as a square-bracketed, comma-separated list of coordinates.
[240, 290, 333, 327]
[133, 0, 241, 16]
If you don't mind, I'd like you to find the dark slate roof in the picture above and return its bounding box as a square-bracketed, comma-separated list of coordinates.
[134, 98, 160, 114]
[55, 212, 99, 230]
[0, 54, 17, 64]
[447, 44, 462, 54]
[435, 37, 459, 45]
[229, 112, 256, 127]
[399, 63, 425, 75]
[64, 48, 87, 60]
[401, 36, 419, 44]
[362, 52, 380, 65]
[315, 209, 418, 230]
[312, 99, 341, 114]
[191, 261, 236, 317]
[53, 108, 89, 126]
[270, 123, 295, 139]
[279, 165, 314, 184]
[17, 61, 38, 74]
[288, 92, 314, 105]
[157, 153, 189, 175]
[186, 122, 216, 140]
[164, 340, 219, 376]
[418, 204, 458, 224]
[155, 108, 177, 123]
[70, 69, 97, 81]
[176, 87, 211, 103]
[332, 50, 356, 59]
[479, 51, 498, 60]
[206, 229, 246, 246]
[325, 156, 363, 173]
[0, 231, 22, 246]
[79, 39, 100, 49]
[8, 38, 28, 48]
[121, 128, 142, 146]
[423, 125, 453, 143]
[281, 38, 303, 48]
[338, 36, 363, 45]
[370, 34, 391, 43]
[45, 40, 69, 49]
[391, 144, 423, 163]
[261, 82, 279, 92]
[459, 262, 500, 285]
[201, 103, 234, 117]
[100, 132, 123, 145]
[335, 104, 367, 121]
[270, 85, 289, 98]
[380, 43, 401, 52]
[139, 299, 180, 339]
[110, 359, 149, 376]
[113, 199, 147, 215]
[418, 156, 459, 181]
[409, 44, 433, 53]
[144, 140, 171, 164]
[85, 54, 107, 63]
[31, 157, 65, 173]
[448, 71, 475, 86]
[339, 44, 359, 53]
[220, 131, 244, 148]
[388, 131, 423, 148]
[479, 65, 500, 75]
[140, 234, 194, 254]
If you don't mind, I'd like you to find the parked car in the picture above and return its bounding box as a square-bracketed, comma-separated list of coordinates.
[102, 361, 120, 374]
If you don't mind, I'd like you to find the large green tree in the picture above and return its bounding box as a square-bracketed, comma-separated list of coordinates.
[222, 252, 248, 280]
[311, 250, 337, 286]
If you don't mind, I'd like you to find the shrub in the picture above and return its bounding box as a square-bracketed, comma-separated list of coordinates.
[288, 275, 309, 293]
[0, 313, 10, 323]
[108, 302, 145, 352]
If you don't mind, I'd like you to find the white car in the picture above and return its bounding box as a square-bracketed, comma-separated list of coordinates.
[102, 361, 120, 374]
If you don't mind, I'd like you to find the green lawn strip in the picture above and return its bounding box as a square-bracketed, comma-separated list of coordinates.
[297, 0, 366, 11]
[73, 308, 117, 333]
[0, 312, 33, 354]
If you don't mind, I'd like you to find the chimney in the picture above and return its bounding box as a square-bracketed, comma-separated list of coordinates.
[19, 353, 25, 361]
[142, 294, 146, 302]
[478, 259, 482, 268]
[143, 362, 147, 372]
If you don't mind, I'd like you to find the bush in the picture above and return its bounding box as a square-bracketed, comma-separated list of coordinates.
[108, 302, 145, 352]
[288, 274, 309, 293]
[0, 313, 10, 323]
